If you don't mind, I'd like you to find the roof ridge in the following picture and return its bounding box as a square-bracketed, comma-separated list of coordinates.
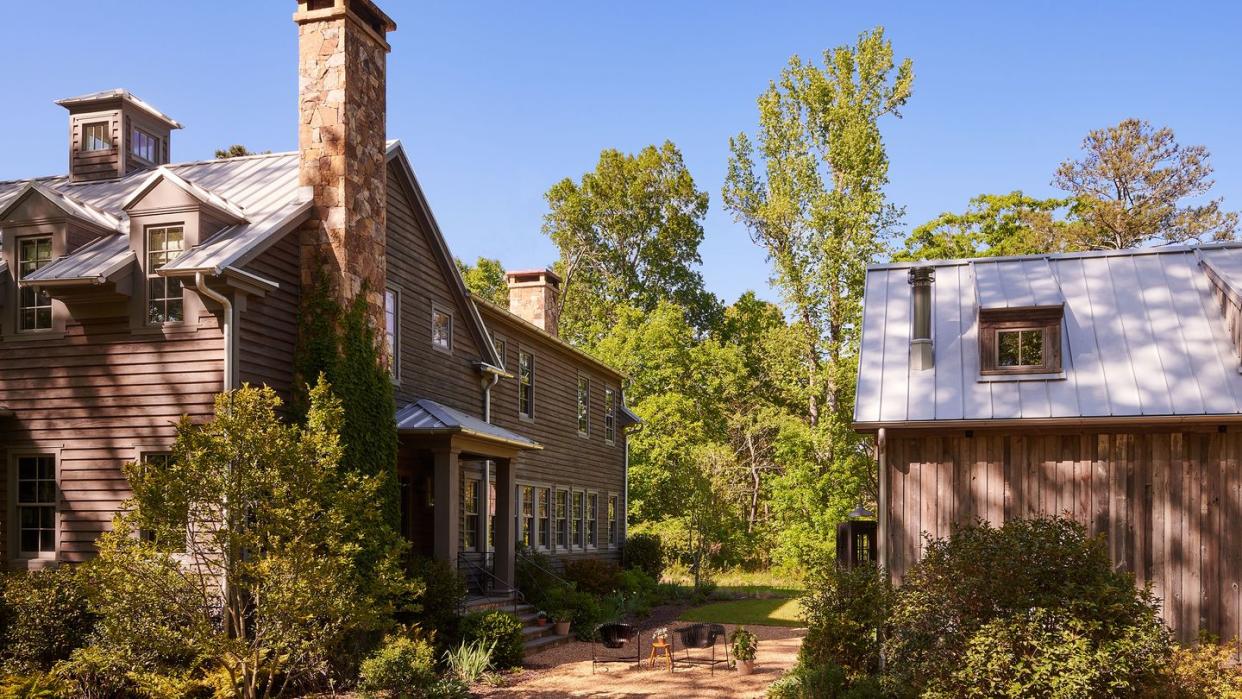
[869, 241, 1242, 270]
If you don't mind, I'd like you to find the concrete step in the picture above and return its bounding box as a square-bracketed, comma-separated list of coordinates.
[524, 633, 572, 654]
[464, 595, 528, 613]
[521, 623, 555, 640]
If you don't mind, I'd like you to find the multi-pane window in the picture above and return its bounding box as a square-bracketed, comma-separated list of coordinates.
[432, 307, 452, 351]
[604, 388, 617, 443]
[576, 376, 590, 436]
[572, 491, 584, 548]
[555, 489, 568, 548]
[519, 485, 535, 548]
[587, 493, 598, 547]
[82, 122, 110, 151]
[17, 237, 53, 331]
[131, 127, 159, 162]
[608, 495, 618, 546]
[146, 226, 185, 324]
[518, 351, 535, 418]
[16, 455, 56, 555]
[487, 479, 496, 551]
[385, 289, 399, 378]
[537, 487, 551, 549]
[460, 477, 480, 552]
[979, 308, 1062, 375]
[493, 336, 507, 370]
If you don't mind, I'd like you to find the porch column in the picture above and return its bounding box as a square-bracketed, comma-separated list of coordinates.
[433, 448, 461, 563]
[493, 457, 517, 587]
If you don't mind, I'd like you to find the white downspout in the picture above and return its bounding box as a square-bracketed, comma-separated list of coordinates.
[194, 271, 234, 392]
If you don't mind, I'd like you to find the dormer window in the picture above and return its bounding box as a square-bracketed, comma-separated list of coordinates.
[82, 122, 111, 151]
[17, 237, 53, 331]
[131, 128, 160, 163]
[979, 307, 1062, 375]
[146, 226, 185, 324]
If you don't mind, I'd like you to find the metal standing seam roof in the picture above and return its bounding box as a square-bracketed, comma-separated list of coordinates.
[54, 89, 183, 130]
[396, 398, 542, 450]
[23, 235, 133, 284]
[854, 243, 1242, 424]
[0, 151, 309, 281]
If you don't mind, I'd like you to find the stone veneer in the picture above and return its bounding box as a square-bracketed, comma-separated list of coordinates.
[506, 270, 562, 337]
[295, 0, 394, 339]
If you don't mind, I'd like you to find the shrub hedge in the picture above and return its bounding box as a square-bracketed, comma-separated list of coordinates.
[622, 533, 665, 580]
[460, 610, 524, 670]
[0, 567, 95, 674]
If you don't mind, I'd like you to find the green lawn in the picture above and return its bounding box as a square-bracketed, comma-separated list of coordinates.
[677, 596, 804, 628]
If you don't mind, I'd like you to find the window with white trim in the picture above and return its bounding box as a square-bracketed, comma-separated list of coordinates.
[492, 334, 507, 370]
[17, 237, 53, 331]
[16, 455, 56, 556]
[146, 226, 185, 324]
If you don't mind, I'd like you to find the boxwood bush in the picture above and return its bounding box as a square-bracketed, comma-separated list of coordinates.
[622, 533, 665, 580]
[460, 610, 524, 670]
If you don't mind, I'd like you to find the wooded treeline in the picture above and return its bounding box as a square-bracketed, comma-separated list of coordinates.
[458, 28, 1237, 572]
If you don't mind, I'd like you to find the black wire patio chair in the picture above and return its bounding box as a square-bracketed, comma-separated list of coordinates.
[672, 623, 731, 674]
[592, 622, 642, 673]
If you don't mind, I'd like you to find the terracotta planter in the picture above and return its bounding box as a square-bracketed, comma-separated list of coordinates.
[536, 617, 547, 626]
[554, 620, 571, 636]
[737, 659, 755, 675]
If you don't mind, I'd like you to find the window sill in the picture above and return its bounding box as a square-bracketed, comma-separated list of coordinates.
[131, 322, 198, 337]
[977, 371, 1067, 383]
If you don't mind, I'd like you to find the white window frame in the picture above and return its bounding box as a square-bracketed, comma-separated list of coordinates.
[518, 484, 535, 549]
[572, 490, 585, 549]
[554, 488, 569, 550]
[431, 304, 453, 353]
[460, 475, 480, 552]
[385, 287, 401, 381]
[8, 449, 60, 566]
[136, 451, 189, 554]
[536, 486, 551, 551]
[607, 493, 619, 548]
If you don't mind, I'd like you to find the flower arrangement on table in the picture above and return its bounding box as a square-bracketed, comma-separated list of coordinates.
[651, 627, 670, 645]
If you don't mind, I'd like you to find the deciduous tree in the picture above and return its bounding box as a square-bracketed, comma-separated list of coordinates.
[897, 191, 1074, 261]
[543, 141, 720, 345]
[455, 256, 509, 306]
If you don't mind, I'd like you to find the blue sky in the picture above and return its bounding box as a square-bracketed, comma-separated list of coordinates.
[2, 2, 1240, 305]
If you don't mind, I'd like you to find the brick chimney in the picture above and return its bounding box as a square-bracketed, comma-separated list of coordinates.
[294, 0, 396, 335]
[506, 269, 562, 337]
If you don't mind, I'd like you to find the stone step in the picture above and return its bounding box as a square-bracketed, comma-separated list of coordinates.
[521, 623, 554, 640]
[523, 633, 572, 654]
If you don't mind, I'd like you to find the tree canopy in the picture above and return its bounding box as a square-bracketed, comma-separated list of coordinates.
[456, 256, 509, 306]
[543, 141, 721, 345]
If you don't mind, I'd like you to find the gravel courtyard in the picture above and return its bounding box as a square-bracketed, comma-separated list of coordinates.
[477, 606, 805, 698]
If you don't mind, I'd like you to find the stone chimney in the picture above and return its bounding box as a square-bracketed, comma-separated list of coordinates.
[294, 0, 396, 334]
[506, 269, 562, 337]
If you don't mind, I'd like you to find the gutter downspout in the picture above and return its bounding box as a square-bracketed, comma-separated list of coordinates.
[194, 271, 235, 392]
[877, 428, 888, 577]
[481, 371, 500, 560]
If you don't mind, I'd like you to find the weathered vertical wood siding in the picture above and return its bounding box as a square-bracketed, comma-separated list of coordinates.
[886, 429, 1242, 644]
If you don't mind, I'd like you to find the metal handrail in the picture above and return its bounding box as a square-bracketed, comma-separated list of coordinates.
[457, 552, 524, 615]
[516, 549, 569, 588]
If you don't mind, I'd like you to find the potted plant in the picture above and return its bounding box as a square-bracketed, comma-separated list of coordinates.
[731, 627, 758, 675]
[535, 610, 548, 626]
[551, 608, 571, 636]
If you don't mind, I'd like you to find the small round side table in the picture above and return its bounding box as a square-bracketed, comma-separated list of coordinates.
[648, 640, 674, 672]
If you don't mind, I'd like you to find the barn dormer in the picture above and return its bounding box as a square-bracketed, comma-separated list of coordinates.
[56, 90, 182, 183]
